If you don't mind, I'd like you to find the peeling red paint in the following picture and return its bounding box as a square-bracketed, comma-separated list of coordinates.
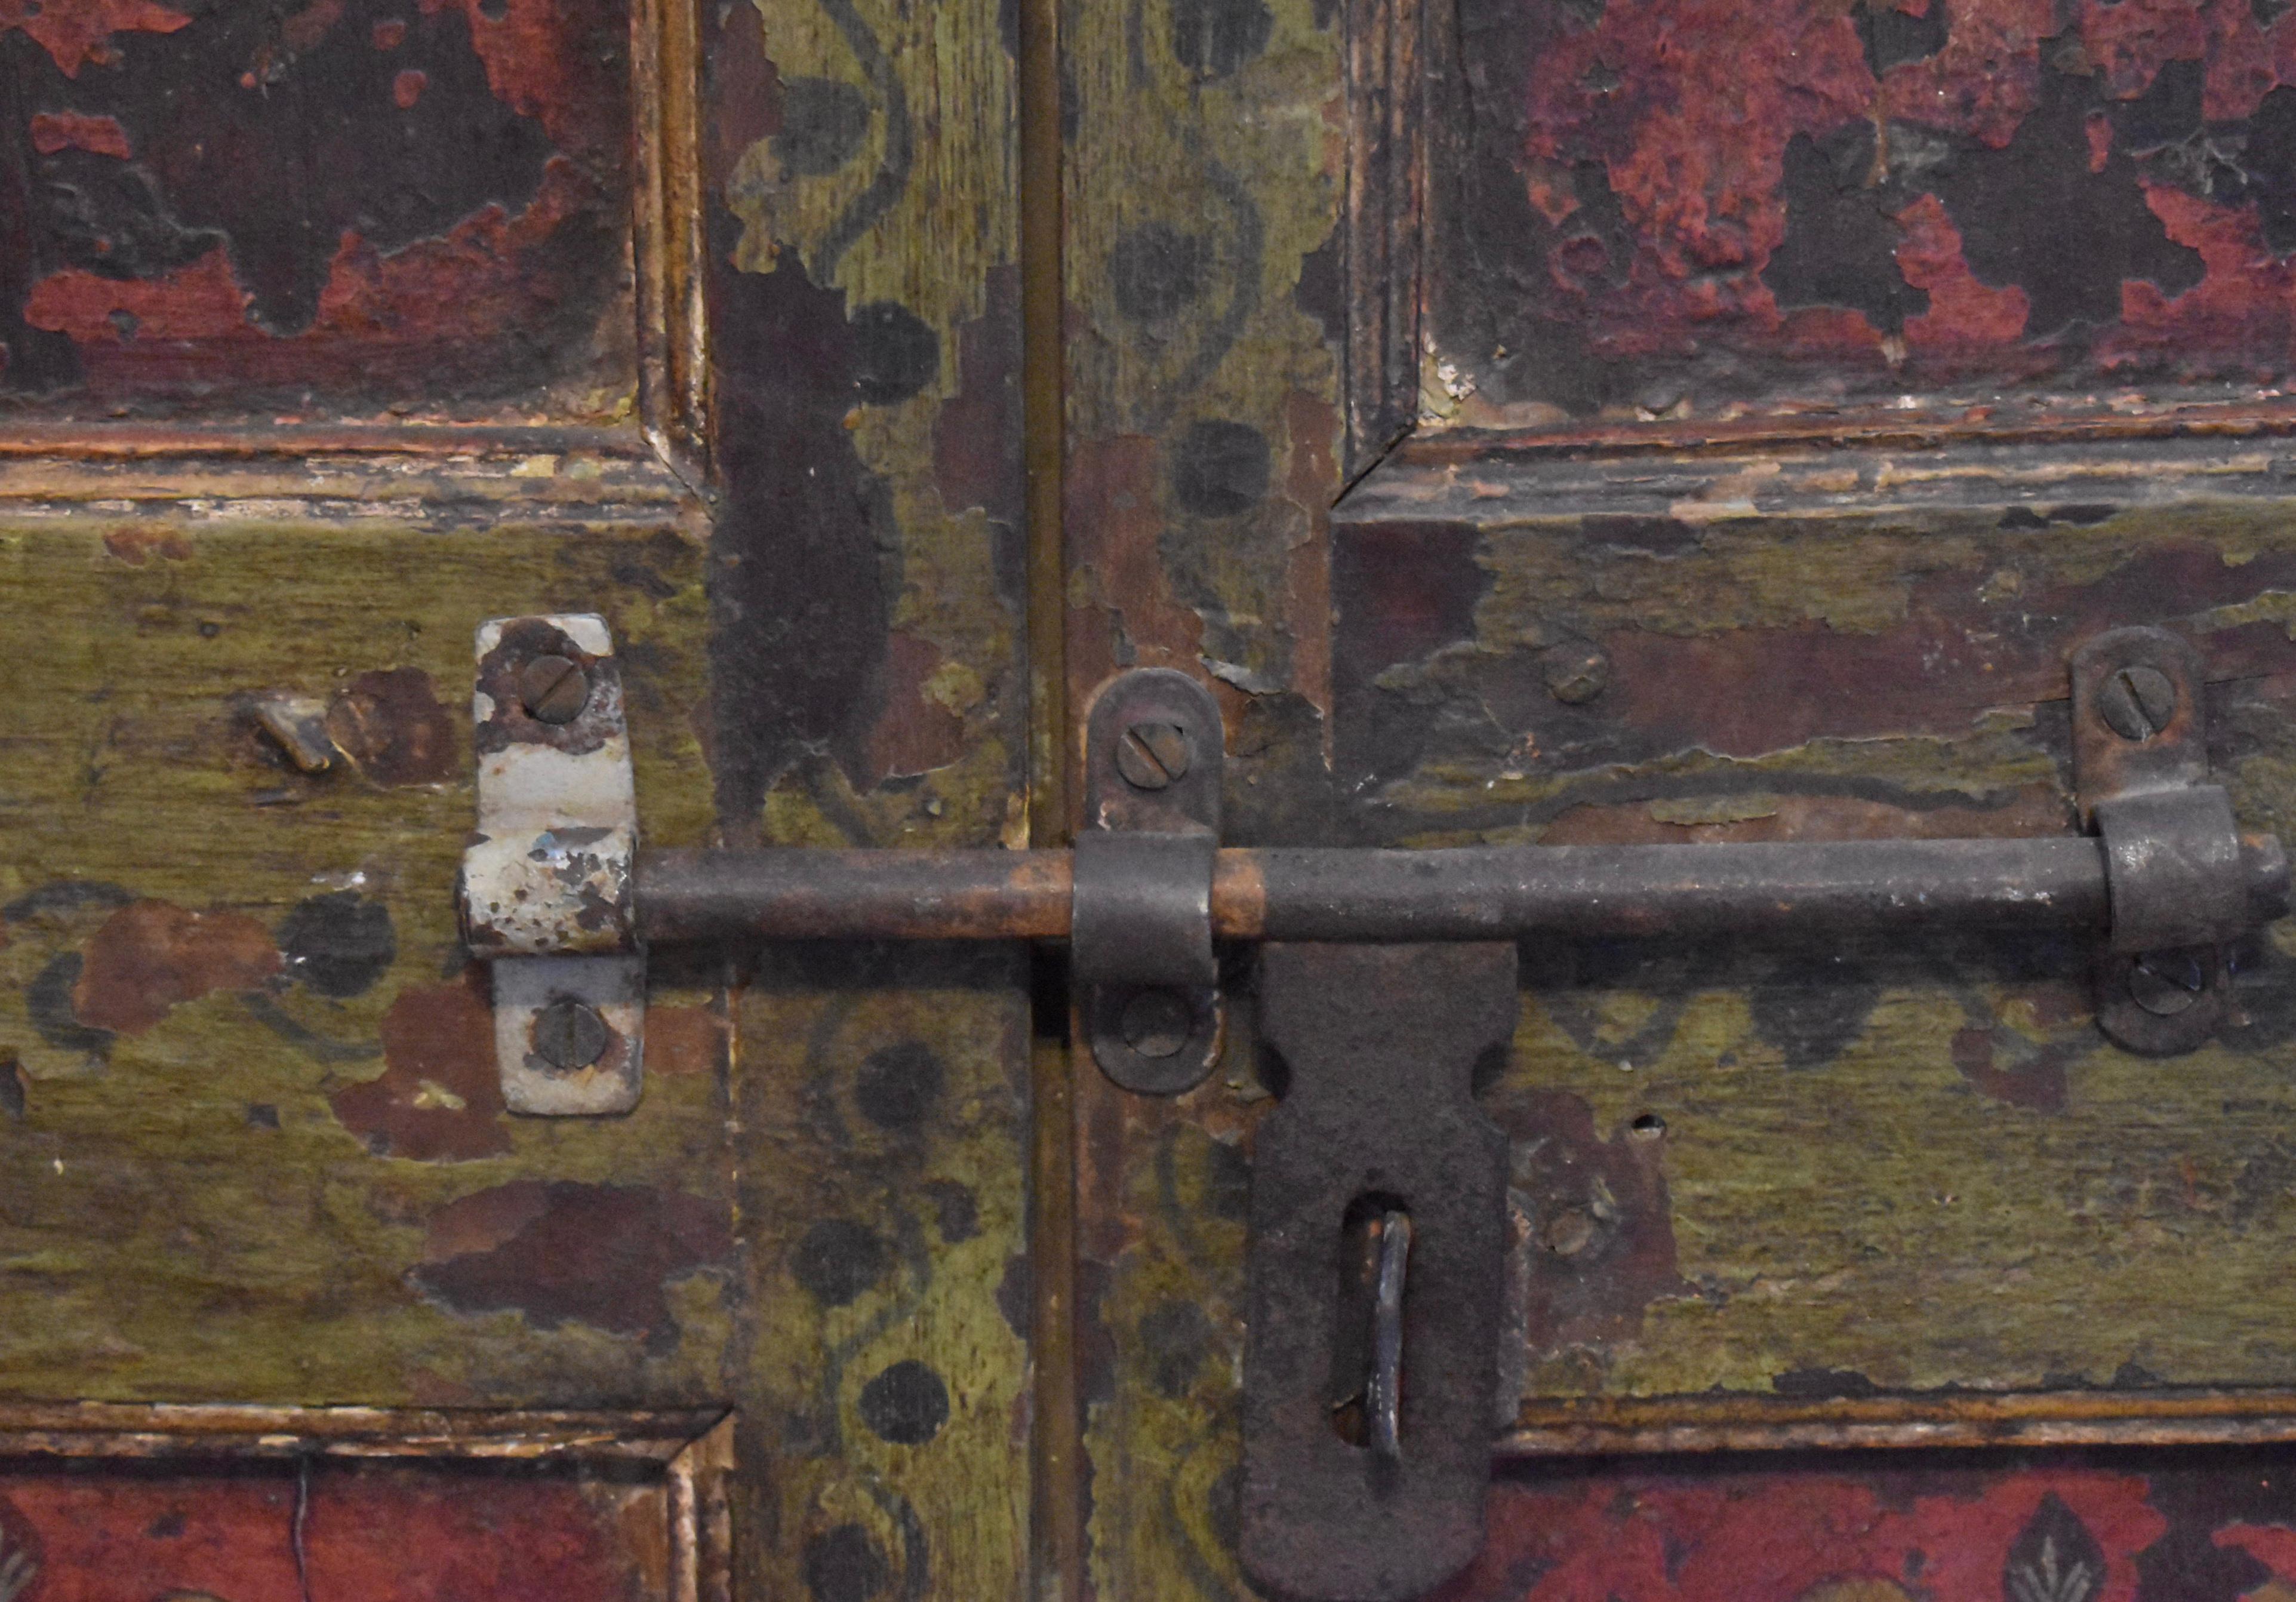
[414, 1180, 731, 1339]
[1442, 1465, 2177, 1601]
[71, 900, 280, 1035]
[0, 1463, 652, 1598]
[26, 160, 614, 399]
[1442, 0, 2296, 423]
[2, 0, 629, 414]
[0, 0, 189, 78]
[27, 110, 132, 158]
[329, 976, 509, 1161]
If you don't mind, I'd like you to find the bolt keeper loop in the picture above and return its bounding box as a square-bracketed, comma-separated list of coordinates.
[2095, 786, 2249, 954]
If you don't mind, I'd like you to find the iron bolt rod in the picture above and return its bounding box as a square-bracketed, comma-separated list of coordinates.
[633, 835, 2289, 946]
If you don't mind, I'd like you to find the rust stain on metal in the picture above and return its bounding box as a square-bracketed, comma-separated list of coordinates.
[70, 899, 281, 1035]
[413, 1180, 732, 1343]
[328, 974, 509, 1161]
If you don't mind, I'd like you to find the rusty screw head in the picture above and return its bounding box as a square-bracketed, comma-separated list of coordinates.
[533, 997, 611, 1071]
[1118, 988, 1193, 1059]
[1542, 642, 1611, 705]
[2128, 949, 2207, 1017]
[1115, 721, 1192, 791]
[518, 654, 592, 725]
[2096, 665, 2177, 742]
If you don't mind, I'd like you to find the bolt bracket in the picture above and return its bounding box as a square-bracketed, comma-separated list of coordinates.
[460, 614, 647, 1115]
[1076, 669, 1225, 1094]
[2069, 626, 2285, 1055]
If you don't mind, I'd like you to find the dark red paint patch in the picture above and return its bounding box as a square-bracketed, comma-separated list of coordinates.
[414, 1179, 732, 1341]
[329, 974, 509, 1161]
[70, 899, 281, 1035]
[705, 216, 892, 834]
[0, 1462, 652, 1600]
[850, 629, 969, 786]
[1952, 1022, 2079, 1111]
[100, 519, 189, 562]
[324, 666, 458, 786]
[1491, 1088, 1689, 1354]
[932, 261, 1023, 527]
[0, 0, 627, 412]
[1436, 0, 2296, 422]
[28, 109, 130, 156]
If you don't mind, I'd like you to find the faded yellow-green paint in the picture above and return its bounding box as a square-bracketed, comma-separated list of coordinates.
[1060, 0, 1353, 1582]
[713, 0, 1036, 1583]
[734, 961, 1032, 1597]
[0, 512, 730, 1407]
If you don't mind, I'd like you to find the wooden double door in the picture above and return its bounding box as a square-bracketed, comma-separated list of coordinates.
[10, 0, 2296, 1594]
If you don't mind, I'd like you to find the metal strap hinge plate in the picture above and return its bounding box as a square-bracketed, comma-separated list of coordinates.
[460, 614, 644, 1115]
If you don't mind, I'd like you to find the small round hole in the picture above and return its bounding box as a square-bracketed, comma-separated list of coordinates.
[1630, 1112, 1666, 1140]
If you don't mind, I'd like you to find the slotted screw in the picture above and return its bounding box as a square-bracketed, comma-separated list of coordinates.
[1119, 988, 1192, 1059]
[1116, 721, 1192, 791]
[2097, 665, 2177, 742]
[1543, 642, 1610, 705]
[2128, 949, 2207, 1017]
[533, 997, 611, 1070]
[518, 654, 592, 725]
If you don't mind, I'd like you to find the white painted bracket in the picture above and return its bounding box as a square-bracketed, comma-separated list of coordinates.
[461, 614, 645, 1115]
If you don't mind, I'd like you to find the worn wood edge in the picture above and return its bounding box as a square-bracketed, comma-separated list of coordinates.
[1499, 1391, 2296, 1457]
[631, 0, 709, 484]
[0, 456, 703, 513]
[0, 1403, 731, 1462]
[1340, 0, 1424, 485]
[1393, 399, 2296, 469]
[0, 422, 670, 463]
[669, 1415, 735, 1602]
[1337, 426, 2296, 523]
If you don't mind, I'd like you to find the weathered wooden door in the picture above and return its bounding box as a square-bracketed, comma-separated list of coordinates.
[1057, 0, 2296, 1597]
[19, 0, 2296, 1594]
